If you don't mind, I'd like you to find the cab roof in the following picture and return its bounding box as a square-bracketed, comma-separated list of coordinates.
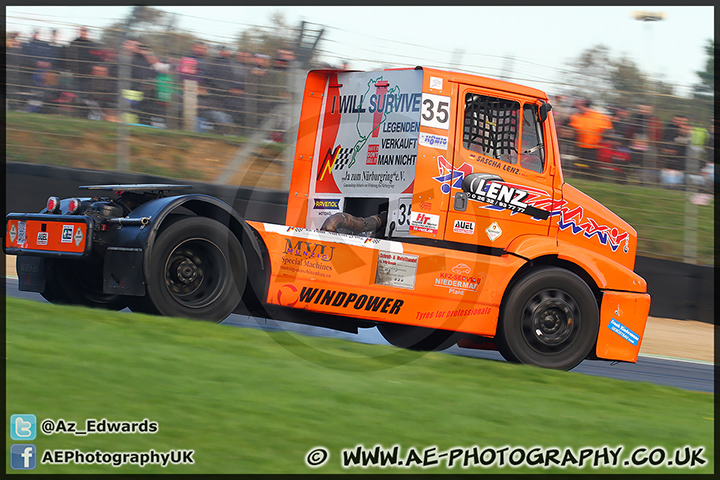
[317, 66, 549, 101]
[417, 66, 548, 100]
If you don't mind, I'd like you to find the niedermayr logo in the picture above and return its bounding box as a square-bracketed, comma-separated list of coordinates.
[313, 199, 341, 210]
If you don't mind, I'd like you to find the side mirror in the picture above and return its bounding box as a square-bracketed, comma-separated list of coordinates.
[538, 101, 552, 123]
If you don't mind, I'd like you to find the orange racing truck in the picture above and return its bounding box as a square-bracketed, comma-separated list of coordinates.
[4, 67, 651, 370]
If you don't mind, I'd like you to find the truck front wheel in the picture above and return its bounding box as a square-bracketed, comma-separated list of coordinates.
[138, 217, 247, 322]
[496, 267, 599, 370]
[378, 324, 461, 351]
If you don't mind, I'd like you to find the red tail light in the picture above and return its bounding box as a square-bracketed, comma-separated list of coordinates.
[47, 196, 60, 213]
[68, 198, 81, 214]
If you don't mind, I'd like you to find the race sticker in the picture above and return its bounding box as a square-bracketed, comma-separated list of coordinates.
[262, 224, 404, 253]
[313, 199, 341, 210]
[366, 144, 379, 165]
[464, 174, 551, 220]
[393, 195, 413, 234]
[434, 263, 482, 295]
[374, 251, 419, 290]
[18, 221, 26, 245]
[74, 228, 84, 247]
[418, 132, 448, 150]
[37, 232, 49, 246]
[485, 222, 502, 242]
[61, 225, 74, 243]
[608, 318, 640, 346]
[429, 76, 443, 90]
[453, 219, 475, 235]
[409, 211, 439, 234]
[9, 224, 17, 243]
[420, 93, 451, 130]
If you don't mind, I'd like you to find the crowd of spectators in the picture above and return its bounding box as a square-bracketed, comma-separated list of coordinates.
[6, 27, 715, 193]
[6, 26, 298, 139]
[553, 95, 713, 194]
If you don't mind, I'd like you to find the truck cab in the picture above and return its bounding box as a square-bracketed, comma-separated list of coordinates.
[250, 67, 650, 369]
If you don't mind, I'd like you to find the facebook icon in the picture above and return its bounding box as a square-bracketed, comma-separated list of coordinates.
[11, 444, 37, 470]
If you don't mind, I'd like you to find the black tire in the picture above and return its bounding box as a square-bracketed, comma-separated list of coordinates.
[496, 267, 599, 371]
[378, 324, 461, 351]
[138, 217, 246, 322]
[39, 258, 72, 304]
[41, 257, 127, 310]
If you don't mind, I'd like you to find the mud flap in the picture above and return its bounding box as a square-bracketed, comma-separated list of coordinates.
[17, 256, 45, 292]
[595, 291, 651, 362]
[103, 247, 145, 296]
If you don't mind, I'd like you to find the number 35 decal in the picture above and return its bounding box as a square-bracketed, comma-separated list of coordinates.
[420, 93, 451, 130]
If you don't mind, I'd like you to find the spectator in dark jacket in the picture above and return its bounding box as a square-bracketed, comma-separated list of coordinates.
[20, 29, 56, 112]
[6, 31, 25, 110]
[201, 45, 237, 133]
[122, 39, 158, 125]
[626, 104, 663, 185]
[22, 29, 53, 86]
[660, 115, 691, 187]
[87, 64, 117, 119]
[65, 26, 104, 98]
[230, 50, 252, 132]
[205, 45, 235, 111]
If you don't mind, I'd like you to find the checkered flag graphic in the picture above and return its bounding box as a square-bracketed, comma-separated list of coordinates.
[332, 147, 354, 170]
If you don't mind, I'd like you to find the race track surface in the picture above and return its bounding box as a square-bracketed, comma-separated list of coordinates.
[5, 278, 713, 394]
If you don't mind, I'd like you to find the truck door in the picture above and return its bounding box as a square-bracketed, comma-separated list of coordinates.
[443, 86, 556, 249]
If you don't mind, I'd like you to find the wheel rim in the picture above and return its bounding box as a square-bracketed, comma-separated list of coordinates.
[164, 237, 228, 309]
[521, 289, 579, 354]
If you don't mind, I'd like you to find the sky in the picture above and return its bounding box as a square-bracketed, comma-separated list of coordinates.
[5, 5, 715, 98]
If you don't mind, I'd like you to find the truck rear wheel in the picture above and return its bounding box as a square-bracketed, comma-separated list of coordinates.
[139, 217, 246, 322]
[378, 324, 460, 351]
[42, 257, 127, 310]
[496, 267, 598, 370]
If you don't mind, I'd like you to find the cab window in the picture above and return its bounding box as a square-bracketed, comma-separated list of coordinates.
[462, 93, 520, 165]
[519, 104, 545, 173]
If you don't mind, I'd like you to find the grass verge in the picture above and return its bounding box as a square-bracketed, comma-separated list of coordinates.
[5, 298, 714, 474]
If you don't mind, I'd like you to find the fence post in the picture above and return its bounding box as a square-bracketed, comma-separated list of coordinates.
[183, 79, 198, 132]
[683, 149, 700, 264]
[116, 44, 131, 172]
